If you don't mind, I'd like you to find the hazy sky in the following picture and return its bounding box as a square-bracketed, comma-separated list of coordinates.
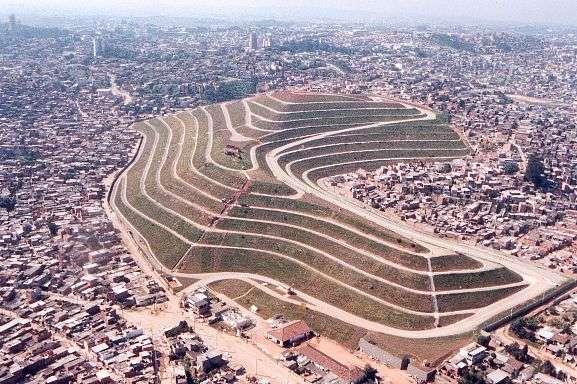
[5, 0, 577, 25]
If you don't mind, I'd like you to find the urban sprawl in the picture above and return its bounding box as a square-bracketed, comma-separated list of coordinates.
[1, 13, 577, 384]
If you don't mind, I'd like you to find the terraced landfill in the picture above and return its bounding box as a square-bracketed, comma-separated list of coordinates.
[110, 91, 566, 339]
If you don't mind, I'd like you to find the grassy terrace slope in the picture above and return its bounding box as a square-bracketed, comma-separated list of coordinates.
[111, 90, 548, 337]
[210, 279, 473, 362]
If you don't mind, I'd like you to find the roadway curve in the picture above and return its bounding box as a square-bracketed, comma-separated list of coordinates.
[107, 91, 568, 339]
[264, 95, 566, 336]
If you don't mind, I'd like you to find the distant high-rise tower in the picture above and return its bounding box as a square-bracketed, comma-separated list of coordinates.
[7, 14, 16, 31]
[262, 34, 272, 49]
[247, 32, 258, 51]
[92, 36, 103, 58]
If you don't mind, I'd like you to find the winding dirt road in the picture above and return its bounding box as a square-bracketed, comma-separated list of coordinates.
[106, 91, 568, 340]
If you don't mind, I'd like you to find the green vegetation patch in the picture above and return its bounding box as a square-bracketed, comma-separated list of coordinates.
[291, 148, 471, 178]
[437, 313, 473, 327]
[173, 111, 231, 201]
[191, 109, 247, 189]
[434, 267, 524, 291]
[125, 124, 203, 243]
[255, 93, 403, 112]
[198, 230, 434, 312]
[180, 245, 435, 329]
[238, 193, 428, 257]
[205, 104, 254, 170]
[430, 254, 484, 272]
[248, 100, 419, 122]
[278, 140, 468, 168]
[147, 118, 219, 223]
[114, 179, 189, 269]
[252, 113, 423, 131]
[228, 205, 430, 275]
[437, 285, 527, 312]
[362, 331, 474, 366]
[209, 279, 254, 299]
[248, 180, 297, 196]
[260, 124, 358, 143]
[224, 101, 247, 128]
[270, 91, 370, 104]
[301, 131, 461, 149]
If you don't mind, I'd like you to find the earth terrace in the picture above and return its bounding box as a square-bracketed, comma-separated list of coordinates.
[109, 91, 568, 341]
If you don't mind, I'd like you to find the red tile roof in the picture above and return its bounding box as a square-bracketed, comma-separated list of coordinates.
[294, 343, 364, 383]
[268, 320, 312, 343]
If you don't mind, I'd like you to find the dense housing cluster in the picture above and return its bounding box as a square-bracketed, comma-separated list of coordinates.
[333, 156, 577, 272]
[439, 292, 577, 384]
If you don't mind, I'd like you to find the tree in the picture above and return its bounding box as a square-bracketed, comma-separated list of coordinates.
[505, 342, 521, 357]
[47, 221, 59, 237]
[505, 342, 533, 363]
[549, 317, 569, 331]
[86, 235, 100, 250]
[525, 154, 545, 188]
[0, 196, 16, 212]
[523, 316, 541, 331]
[459, 368, 486, 384]
[522, 344, 529, 358]
[539, 360, 556, 376]
[477, 333, 491, 347]
[502, 161, 519, 174]
[363, 364, 378, 380]
[531, 357, 543, 371]
[510, 320, 537, 342]
[22, 222, 32, 235]
[511, 319, 524, 335]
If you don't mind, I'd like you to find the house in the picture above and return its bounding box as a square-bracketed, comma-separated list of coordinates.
[546, 343, 563, 357]
[502, 358, 523, 378]
[197, 350, 225, 373]
[443, 355, 468, 378]
[566, 336, 577, 354]
[518, 366, 535, 382]
[220, 310, 252, 330]
[267, 320, 313, 347]
[459, 343, 488, 365]
[294, 343, 366, 384]
[493, 352, 509, 367]
[486, 369, 510, 384]
[186, 293, 210, 316]
[224, 144, 241, 158]
[358, 336, 437, 382]
[111, 286, 130, 302]
[533, 373, 564, 384]
[552, 332, 569, 346]
[536, 327, 555, 343]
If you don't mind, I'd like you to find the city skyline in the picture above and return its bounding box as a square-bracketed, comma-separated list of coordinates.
[3, 0, 577, 26]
